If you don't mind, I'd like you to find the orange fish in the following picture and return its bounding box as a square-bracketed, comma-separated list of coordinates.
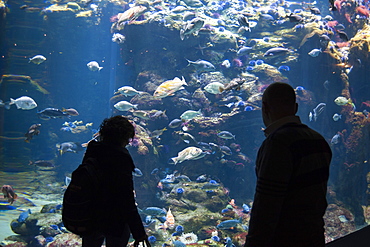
[229, 199, 237, 208]
[1, 185, 18, 204]
[165, 208, 175, 229]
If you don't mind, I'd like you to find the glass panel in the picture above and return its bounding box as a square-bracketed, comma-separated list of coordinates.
[0, 0, 369, 246]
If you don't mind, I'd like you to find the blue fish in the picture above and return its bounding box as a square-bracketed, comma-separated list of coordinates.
[132, 167, 143, 177]
[18, 209, 31, 223]
[331, 133, 340, 145]
[141, 207, 166, 216]
[242, 204, 250, 213]
[225, 237, 236, 247]
[216, 218, 242, 229]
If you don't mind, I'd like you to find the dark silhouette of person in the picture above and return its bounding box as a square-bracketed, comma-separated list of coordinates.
[244, 82, 332, 247]
[82, 115, 150, 247]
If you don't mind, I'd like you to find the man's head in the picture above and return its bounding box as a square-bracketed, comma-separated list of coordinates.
[99, 115, 135, 146]
[262, 82, 298, 127]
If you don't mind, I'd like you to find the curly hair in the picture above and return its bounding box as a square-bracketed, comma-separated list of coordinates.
[99, 115, 135, 145]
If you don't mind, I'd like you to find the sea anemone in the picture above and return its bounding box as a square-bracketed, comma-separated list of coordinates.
[211, 235, 220, 242]
[148, 236, 156, 244]
[179, 232, 198, 244]
[232, 58, 243, 67]
[176, 187, 185, 194]
[244, 106, 253, 111]
[175, 225, 184, 233]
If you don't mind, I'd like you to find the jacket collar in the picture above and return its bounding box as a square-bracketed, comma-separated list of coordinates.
[264, 116, 301, 137]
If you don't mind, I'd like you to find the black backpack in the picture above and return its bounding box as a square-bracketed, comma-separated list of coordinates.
[62, 157, 101, 236]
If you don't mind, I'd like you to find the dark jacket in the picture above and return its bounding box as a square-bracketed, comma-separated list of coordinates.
[82, 140, 146, 239]
[245, 122, 332, 247]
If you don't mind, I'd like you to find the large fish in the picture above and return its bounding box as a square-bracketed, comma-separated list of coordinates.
[37, 108, 70, 120]
[263, 47, 291, 57]
[170, 146, 206, 164]
[180, 17, 205, 40]
[9, 96, 37, 110]
[153, 77, 187, 99]
[186, 59, 215, 72]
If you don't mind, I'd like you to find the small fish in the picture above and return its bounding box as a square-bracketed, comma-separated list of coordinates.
[216, 218, 242, 229]
[25, 123, 41, 142]
[332, 113, 342, 121]
[17, 209, 32, 223]
[62, 108, 79, 116]
[114, 101, 138, 111]
[221, 59, 231, 68]
[168, 119, 183, 128]
[220, 145, 232, 155]
[334, 96, 349, 106]
[263, 47, 291, 57]
[37, 108, 70, 120]
[186, 59, 215, 72]
[236, 46, 253, 56]
[309, 7, 321, 15]
[56, 142, 84, 155]
[310, 103, 326, 121]
[29, 160, 55, 168]
[132, 167, 143, 177]
[217, 131, 235, 140]
[141, 207, 166, 216]
[0, 99, 11, 109]
[202, 180, 220, 189]
[9, 96, 37, 110]
[204, 82, 224, 94]
[116, 86, 141, 97]
[308, 48, 322, 57]
[242, 204, 250, 213]
[178, 132, 197, 144]
[331, 132, 340, 145]
[180, 17, 205, 40]
[29, 55, 46, 65]
[65, 176, 71, 187]
[112, 33, 125, 44]
[286, 13, 303, 22]
[180, 109, 202, 121]
[87, 61, 103, 71]
[150, 127, 167, 138]
[237, 15, 251, 31]
[1, 185, 18, 204]
[132, 110, 151, 120]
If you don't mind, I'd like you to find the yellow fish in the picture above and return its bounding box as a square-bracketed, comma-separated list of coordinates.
[153, 76, 187, 99]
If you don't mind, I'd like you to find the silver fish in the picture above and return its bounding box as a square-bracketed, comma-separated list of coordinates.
[186, 59, 215, 72]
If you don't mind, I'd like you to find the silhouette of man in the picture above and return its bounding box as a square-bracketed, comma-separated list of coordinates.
[244, 82, 332, 247]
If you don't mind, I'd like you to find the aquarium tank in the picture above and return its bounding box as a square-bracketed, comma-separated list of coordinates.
[0, 0, 370, 245]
